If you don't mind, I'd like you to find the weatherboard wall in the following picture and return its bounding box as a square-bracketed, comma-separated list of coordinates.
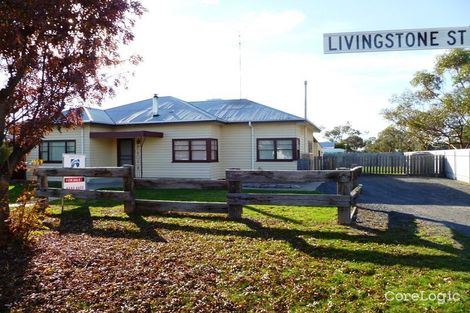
[218, 124, 251, 176]
[128, 123, 220, 179]
[27, 121, 317, 180]
[219, 123, 315, 173]
[88, 125, 116, 167]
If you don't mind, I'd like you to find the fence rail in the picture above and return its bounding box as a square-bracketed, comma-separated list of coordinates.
[226, 166, 363, 224]
[135, 178, 227, 189]
[298, 153, 445, 176]
[34, 165, 364, 225]
[36, 189, 132, 201]
[34, 165, 136, 213]
[135, 199, 228, 214]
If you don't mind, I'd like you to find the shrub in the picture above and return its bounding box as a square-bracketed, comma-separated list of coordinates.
[8, 187, 44, 244]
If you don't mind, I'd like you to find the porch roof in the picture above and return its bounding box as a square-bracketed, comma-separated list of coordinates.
[90, 131, 164, 139]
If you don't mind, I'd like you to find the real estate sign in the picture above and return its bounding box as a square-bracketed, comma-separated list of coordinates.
[63, 154, 86, 190]
[324, 26, 470, 54]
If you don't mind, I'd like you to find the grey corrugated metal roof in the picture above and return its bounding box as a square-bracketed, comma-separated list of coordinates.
[104, 96, 219, 125]
[79, 96, 319, 131]
[320, 142, 335, 149]
[82, 107, 114, 124]
[323, 148, 345, 154]
[190, 99, 304, 122]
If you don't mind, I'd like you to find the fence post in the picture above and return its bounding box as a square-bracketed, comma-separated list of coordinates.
[352, 170, 358, 189]
[123, 165, 135, 214]
[227, 173, 242, 219]
[337, 172, 352, 225]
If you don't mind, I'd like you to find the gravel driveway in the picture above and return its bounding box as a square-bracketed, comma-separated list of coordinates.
[319, 176, 470, 236]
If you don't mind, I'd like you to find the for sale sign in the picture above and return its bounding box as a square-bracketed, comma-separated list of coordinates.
[63, 177, 86, 190]
[63, 154, 86, 190]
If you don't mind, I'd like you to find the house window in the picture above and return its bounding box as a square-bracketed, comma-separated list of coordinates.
[257, 138, 299, 161]
[39, 140, 76, 163]
[172, 139, 218, 162]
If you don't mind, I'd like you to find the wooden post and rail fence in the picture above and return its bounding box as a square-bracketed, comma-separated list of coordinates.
[34, 166, 363, 225]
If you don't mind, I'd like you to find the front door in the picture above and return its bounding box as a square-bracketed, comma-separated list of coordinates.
[117, 138, 134, 166]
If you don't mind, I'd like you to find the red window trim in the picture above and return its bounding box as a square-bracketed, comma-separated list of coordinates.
[172, 138, 218, 163]
[256, 138, 299, 162]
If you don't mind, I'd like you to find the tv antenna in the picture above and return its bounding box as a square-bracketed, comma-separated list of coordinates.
[239, 33, 242, 99]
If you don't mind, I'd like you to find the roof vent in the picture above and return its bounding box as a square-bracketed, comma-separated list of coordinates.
[152, 94, 159, 117]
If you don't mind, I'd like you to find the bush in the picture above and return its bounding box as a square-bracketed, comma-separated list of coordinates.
[8, 187, 44, 244]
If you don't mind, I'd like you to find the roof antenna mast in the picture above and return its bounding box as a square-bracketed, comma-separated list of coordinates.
[239, 32, 242, 100]
[304, 80, 307, 119]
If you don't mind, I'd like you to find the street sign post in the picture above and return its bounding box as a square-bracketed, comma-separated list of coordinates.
[324, 26, 470, 54]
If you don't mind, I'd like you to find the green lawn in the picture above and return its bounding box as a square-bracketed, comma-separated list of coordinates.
[2, 184, 470, 312]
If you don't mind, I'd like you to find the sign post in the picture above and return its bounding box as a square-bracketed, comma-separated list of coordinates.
[324, 26, 470, 54]
[62, 154, 86, 211]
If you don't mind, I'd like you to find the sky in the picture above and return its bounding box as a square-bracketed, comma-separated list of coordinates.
[101, 0, 470, 141]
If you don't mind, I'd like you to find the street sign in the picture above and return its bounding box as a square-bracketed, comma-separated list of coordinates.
[324, 26, 470, 54]
[63, 153, 86, 190]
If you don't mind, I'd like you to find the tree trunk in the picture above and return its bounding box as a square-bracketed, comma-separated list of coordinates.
[0, 174, 10, 241]
[0, 146, 31, 243]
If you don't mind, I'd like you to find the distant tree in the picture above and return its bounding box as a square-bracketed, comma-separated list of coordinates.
[363, 136, 376, 150]
[365, 126, 423, 152]
[324, 122, 361, 143]
[343, 135, 365, 152]
[0, 1, 143, 240]
[324, 122, 364, 152]
[383, 49, 470, 150]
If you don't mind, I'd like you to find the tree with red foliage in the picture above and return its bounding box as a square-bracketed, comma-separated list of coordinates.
[0, 0, 144, 239]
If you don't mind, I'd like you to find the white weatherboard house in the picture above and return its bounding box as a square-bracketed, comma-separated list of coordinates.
[28, 96, 322, 179]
